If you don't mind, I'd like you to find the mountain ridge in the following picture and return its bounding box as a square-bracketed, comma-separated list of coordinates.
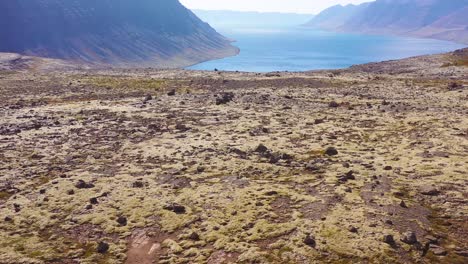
[0, 0, 239, 68]
[304, 0, 468, 44]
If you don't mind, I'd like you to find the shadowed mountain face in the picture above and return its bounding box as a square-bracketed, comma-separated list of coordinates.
[0, 0, 239, 68]
[305, 0, 468, 44]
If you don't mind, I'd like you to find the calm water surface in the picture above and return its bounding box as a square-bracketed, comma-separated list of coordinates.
[189, 27, 466, 72]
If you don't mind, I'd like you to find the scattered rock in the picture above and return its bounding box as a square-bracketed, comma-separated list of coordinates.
[383, 234, 395, 245]
[167, 89, 176, 96]
[399, 200, 408, 208]
[254, 144, 269, 153]
[4, 216, 12, 222]
[215, 92, 234, 105]
[314, 119, 325, 124]
[420, 186, 440, 196]
[143, 94, 152, 102]
[424, 235, 438, 244]
[132, 181, 145, 188]
[75, 180, 95, 189]
[337, 170, 355, 183]
[67, 189, 75, 195]
[328, 101, 339, 108]
[430, 245, 447, 256]
[117, 216, 127, 226]
[97, 242, 110, 254]
[325, 147, 338, 156]
[305, 162, 320, 171]
[454, 249, 468, 257]
[230, 148, 247, 158]
[249, 126, 269, 136]
[401, 231, 417, 244]
[268, 152, 293, 164]
[383, 166, 393, 171]
[348, 226, 358, 233]
[188, 232, 200, 241]
[163, 203, 186, 214]
[90, 197, 99, 205]
[175, 123, 190, 131]
[448, 82, 463, 91]
[304, 235, 316, 248]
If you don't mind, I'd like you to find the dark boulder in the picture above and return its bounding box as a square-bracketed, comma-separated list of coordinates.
[117, 216, 127, 226]
[97, 242, 109, 254]
[420, 186, 440, 196]
[167, 89, 176, 96]
[216, 92, 235, 105]
[325, 147, 338, 156]
[401, 231, 417, 244]
[254, 144, 269, 153]
[303, 234, 316, 248]
[163, 203, 186, 214]
[75, 180, 95, 189]
[383, 234, 395, 245]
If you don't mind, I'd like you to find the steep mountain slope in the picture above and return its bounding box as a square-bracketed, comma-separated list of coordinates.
[0, 0, 239, 68]
[411, 6, 468, 44]
[304, 0, 468, 44]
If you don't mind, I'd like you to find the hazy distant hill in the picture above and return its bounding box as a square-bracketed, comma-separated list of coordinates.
[302, 4, 370, 30]
[0, 0, 239, 68]
[305, 0, 468, 44]
[194, 10, 313, 29]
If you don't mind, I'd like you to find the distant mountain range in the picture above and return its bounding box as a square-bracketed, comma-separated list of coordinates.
[304, 0, 468, 44]
[0, 0, 239, 68]
[193, 10, 313, 29]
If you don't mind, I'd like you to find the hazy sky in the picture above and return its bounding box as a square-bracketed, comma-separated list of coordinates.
[180, 0, 372, 14]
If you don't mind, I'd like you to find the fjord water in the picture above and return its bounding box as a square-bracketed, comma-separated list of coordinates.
[189, 27, 466, 72]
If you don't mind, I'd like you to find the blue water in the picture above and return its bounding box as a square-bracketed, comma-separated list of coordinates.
[189, 27, 466, 72]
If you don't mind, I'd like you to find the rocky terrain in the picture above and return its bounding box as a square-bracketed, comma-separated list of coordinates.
[305, 0, 468, 44]
[0, 48, 467, 264]
[0, 0, 238, 68]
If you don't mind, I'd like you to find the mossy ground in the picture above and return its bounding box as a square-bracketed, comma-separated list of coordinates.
[0, 49, 467, 263]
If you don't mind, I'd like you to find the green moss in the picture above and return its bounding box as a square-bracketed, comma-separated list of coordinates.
[441, 58, 468, 67]
[85, 76, 168, 91]
[0, 191, 12, 200]
[425, 251, 466, 264]
[27, 250, 43, 258]
[82, 243, 95, 258]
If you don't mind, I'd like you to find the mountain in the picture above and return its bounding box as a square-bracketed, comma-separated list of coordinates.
[193, 10, 313, 29]
[303, 4, 370, 30]
[0, 0, 239, 68]
[304, 0, 468, 44]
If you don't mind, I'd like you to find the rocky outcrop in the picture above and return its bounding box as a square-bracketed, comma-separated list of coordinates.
[0, 0, 239, 68]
